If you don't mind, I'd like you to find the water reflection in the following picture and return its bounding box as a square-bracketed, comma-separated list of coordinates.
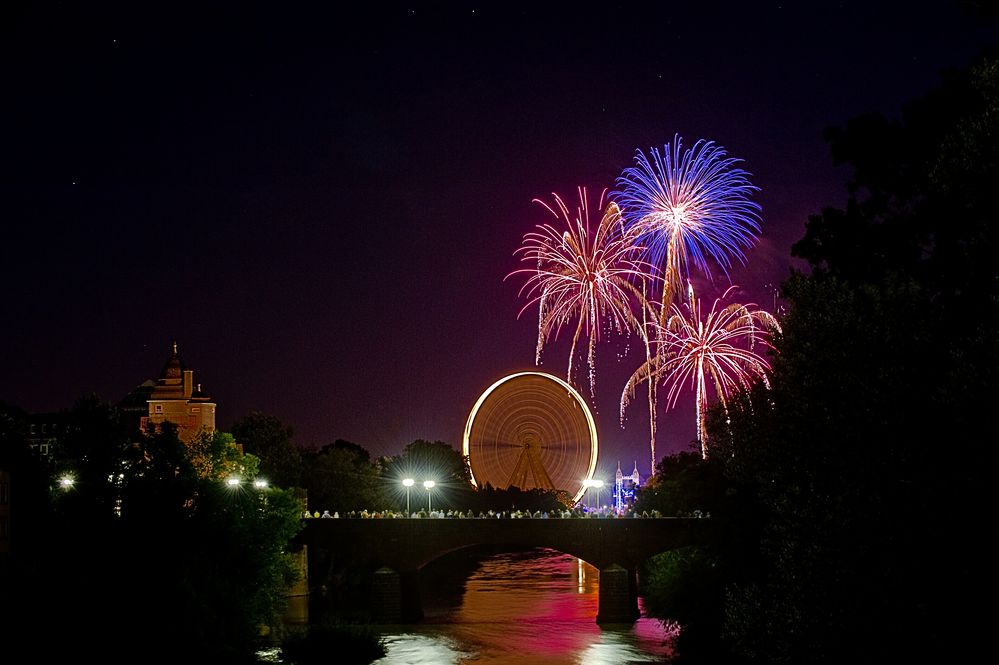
[371, 547, 673, 665]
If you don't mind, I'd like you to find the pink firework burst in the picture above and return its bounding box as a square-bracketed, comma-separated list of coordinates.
[625, 282, 780, 458]
[508, 187, 655, 398]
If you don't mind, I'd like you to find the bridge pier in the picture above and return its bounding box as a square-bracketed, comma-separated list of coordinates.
[371, 566, 423, 623]
[400, 568, 423, 622]
[628, 564, 641, 620]
[372, 567, 401, 622]
[596, 563, 640, 623]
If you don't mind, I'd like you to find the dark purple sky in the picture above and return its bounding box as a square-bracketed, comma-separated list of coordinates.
[2, 2, 996, 476]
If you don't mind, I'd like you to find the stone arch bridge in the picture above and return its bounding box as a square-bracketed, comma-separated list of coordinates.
[296, 518, 713, 623]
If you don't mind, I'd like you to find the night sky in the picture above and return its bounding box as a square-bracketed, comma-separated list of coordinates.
[3, 2, 996, 476]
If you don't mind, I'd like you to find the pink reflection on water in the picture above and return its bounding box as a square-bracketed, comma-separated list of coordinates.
[416, 548, 674, 665]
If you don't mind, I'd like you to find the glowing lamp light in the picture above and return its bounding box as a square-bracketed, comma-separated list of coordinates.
[402, 478, 415, 516]
[58, 477, 74, 488]
[581, 478, 604, 510]
[423, 480, 436, 513]
[226, 477, 240, 487]
[253, 479, 268, 489]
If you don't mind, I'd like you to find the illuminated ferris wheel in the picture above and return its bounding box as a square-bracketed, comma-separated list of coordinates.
[462, 371, 599, 504]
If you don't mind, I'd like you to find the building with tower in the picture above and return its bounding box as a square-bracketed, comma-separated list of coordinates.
[613, 461, 641, 514]
[119, 343, 216, 442]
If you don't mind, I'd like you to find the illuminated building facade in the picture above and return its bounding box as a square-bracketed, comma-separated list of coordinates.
[121, 343, 216, 442]
[613, 461, 641, 513]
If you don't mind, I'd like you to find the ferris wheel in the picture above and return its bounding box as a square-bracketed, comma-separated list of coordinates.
[463, 371, 598, 504]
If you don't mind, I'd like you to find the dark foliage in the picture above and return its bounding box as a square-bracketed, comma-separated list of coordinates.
[634, 450, 726, 517]
[376, 439, 474, 512]
[301, 439, 384, 513]
[281, 623, 386, 665]
[720, 55, 999, 664]
[1, 399, 303, 664]
[462, 483, 569, 513]
[640, 53, 999, 664]
[232, 410, 304, 489]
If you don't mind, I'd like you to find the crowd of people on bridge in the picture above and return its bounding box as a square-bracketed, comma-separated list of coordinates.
[298, 507, 698, 520]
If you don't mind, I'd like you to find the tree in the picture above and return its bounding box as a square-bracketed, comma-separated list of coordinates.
[51, 394, 132, 519]
[8, 399, 304, 663]
[187, 429, 259, 481]
[466, 483, 567, 514]
[0, 402, 55, 561]
[715, 54, 999, 664]
[377, 439, 474, 511]
[385, 439, 471, 485]
[231, 411, 303, 488]
[301, 441, 383, 513]
[633, 449, 726, 517]
[635, 447, 763, 663]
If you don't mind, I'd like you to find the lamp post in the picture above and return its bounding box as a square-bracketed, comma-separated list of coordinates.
[582, 478, 594, 510]
[423, 480, 436, 514]
[402, 478, 415, 516]
[591, 479, 604, 512]
[582, 478, 604, 512]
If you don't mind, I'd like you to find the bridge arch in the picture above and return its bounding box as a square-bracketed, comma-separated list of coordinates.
[418, 540, 598, 573]
[296, 517, 712, 624]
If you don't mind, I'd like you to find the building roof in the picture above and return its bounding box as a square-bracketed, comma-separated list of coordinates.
[158, 341, 186, 381]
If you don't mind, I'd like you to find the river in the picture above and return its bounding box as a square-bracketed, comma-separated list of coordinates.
[350, 547, 675, 664]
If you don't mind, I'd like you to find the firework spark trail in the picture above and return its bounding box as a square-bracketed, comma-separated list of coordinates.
[613, 135, 763, 470]
[507, 187, 655, 399]
[612, 134, 762, 307]
[624, 282, 780, 459]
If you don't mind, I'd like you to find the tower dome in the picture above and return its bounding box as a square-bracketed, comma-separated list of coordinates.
[159, 341, 186, 380]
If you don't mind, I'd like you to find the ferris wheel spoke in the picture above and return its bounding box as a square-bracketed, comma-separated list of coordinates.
[486, 440, 529, 448]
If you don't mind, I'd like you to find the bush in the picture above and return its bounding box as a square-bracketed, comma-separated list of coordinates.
[281, 624, 386, 665]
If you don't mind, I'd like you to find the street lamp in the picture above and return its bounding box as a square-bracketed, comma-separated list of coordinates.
[58, 476, 74, 490]
[581, 479, 594, 509]
[423, 480, 436, 514]
[226, 477, 240, 487]
[591, 479, 604, 511]
[582, 478, 604, 511]
[402, 478, 415, 516]
[253, 479, 268, 489]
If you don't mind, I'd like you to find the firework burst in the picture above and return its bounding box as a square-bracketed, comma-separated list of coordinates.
[623, 282, 780, 459]
[508, 187, 654, 398]
[612, 135, 762, 305]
